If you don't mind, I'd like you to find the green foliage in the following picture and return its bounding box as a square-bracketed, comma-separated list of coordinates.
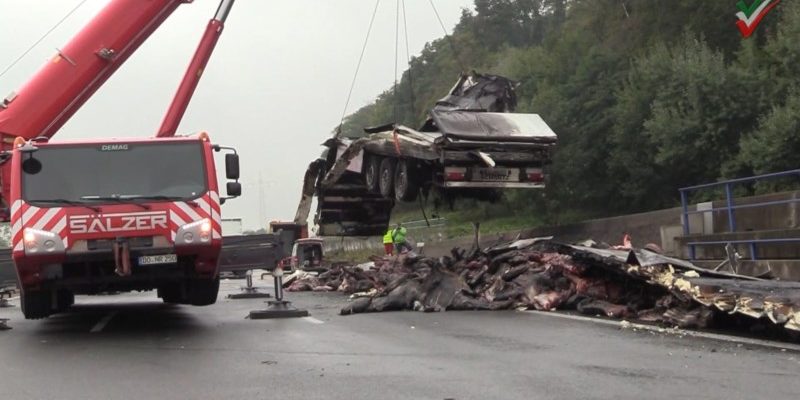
[340, 0, 799, 227]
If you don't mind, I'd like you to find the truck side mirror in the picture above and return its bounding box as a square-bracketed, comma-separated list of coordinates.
[225, 153, 240, 180]
[227, 181, 242, 197]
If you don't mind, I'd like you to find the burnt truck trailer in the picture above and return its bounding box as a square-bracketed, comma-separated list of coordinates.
[308, 74, 558, 237]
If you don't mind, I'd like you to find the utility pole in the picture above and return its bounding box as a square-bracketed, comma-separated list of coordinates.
[258, 171, 265, 226]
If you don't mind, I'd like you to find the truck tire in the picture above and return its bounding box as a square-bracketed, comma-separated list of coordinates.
[378, 157, 396, 198]
[57, 290, 75, 311]
[188, 278, 219, 306]
[158, 284, 184, 304]
[364, 154, 381, 193]
[394, 159, 419, 202]
[21, 290, 52, 319]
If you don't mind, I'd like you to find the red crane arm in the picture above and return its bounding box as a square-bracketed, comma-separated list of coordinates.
[0, 0, 193, 217]
[0, 0, 189, 141]
[158, 0, 235, 137]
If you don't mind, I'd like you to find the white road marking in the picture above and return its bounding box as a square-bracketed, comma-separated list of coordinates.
[90, 311, 118, 333]
[303, 317, 324, 324]
[523, 310, 800, 352]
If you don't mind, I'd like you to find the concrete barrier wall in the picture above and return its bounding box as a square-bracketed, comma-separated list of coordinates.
[322, 223, 450, 255]
[322, 236, 384, 254]
[324, 191, 800, 261]
[520, 208, 683, 251]
[708, 191, 800, 232]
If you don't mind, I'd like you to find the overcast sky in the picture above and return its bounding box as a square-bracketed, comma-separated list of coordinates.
[0, 0, 473, 230]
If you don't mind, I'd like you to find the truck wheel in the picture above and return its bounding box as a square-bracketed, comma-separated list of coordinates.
[57, 290, 75, 311]
[364, 155, 381, 193]
[21, 290, 52, 319]
[378, 158, 396, 198]
[158, 284, 184, 304]
[394, 160, 419, 202]
[188, 278, 219, 306]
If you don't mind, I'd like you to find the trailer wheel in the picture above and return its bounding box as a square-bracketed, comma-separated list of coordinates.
[187, 278, 220, 306]
[364, 154, 381, 193]
[394, 159, 419, 202]
[378, 157, 397, 198]
[21, 290, 52, 319]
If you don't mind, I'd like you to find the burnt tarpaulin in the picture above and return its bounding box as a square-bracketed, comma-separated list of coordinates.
[430, 110, 558, 144]
[435, 73, 518, 112]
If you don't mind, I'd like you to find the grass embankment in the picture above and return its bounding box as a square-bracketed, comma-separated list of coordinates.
[325, 195, 602, 263]
[389, 198, 553, 239]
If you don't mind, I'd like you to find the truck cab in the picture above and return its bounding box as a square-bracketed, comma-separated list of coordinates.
[5, 133, 240, 319]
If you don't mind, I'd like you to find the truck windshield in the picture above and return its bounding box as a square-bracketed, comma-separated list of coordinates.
[22, 142, 207, 204]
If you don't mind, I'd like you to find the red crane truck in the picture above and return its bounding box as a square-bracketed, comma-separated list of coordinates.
[0, 0, 240, 319]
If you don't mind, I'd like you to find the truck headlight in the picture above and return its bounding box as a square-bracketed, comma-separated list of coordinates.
[23, 228, 66, 255]
[175, 219, 212, 246]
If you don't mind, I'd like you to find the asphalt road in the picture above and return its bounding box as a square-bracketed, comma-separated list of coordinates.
[0, 278, 798, 400]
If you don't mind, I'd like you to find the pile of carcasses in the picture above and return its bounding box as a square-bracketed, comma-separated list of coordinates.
[286, 238, 764, 330]
[283, 238, 800, 337]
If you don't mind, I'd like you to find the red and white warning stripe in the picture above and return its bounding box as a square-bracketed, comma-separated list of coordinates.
[11, 201, 67, 253]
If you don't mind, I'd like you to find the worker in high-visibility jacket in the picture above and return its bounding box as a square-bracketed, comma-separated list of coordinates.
[391, 223, 412, 254]
[383, 229, 394, 255]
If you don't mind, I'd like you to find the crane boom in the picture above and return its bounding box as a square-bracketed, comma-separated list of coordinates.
[0, 0, 232, 219]
[0, 0, 187, 141]
[158, 0, 235, 137]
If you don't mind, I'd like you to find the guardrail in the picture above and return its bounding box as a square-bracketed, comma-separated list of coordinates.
[680, 169, 800, 260]
[402, 218, 447, 230]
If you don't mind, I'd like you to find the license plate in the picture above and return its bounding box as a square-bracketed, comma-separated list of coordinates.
[474, 168, 519, 182]
[138, 254, 177, 265]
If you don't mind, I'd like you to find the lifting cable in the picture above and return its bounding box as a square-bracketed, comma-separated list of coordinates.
[427, 0, 467, 72]
[0, 0, 88, 80]
[337, 0, 382, 138]
[401, 0, 417, 123]
[393, 0, 401, 124]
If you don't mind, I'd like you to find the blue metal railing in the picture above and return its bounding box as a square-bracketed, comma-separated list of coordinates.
[679, 169, 800, 260]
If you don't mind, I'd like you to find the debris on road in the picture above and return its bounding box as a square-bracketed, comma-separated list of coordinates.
[0, 286, 16, 308]
[285, 238, 800, 338]
[0, 318, 10, 331]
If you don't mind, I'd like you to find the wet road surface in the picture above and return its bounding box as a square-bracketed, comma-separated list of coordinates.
[1, 277, 798, 400]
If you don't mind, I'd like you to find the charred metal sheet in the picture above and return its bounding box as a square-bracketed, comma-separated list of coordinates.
[360, 128, 440, 161]
[319, 138, 370, 188]
[435, 73, 518, 113]
[430, 110, 557, 144]
[565, 245, 761, 280]
[562, 244, 800, 333]
[294, 159, 324, 224]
